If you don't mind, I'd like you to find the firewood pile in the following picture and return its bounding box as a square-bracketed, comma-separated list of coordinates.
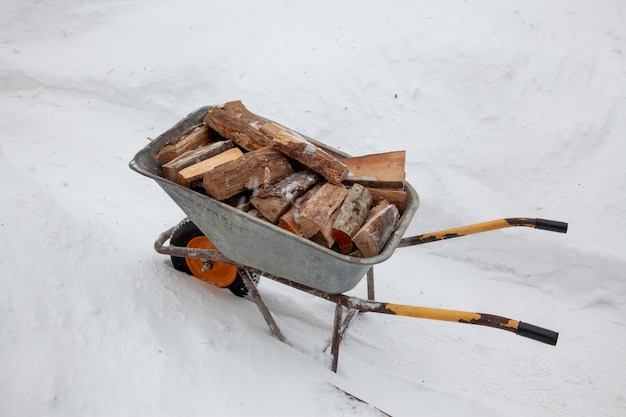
[157, 101, 407, 258]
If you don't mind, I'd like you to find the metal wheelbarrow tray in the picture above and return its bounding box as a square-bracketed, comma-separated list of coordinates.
[130, 105, 569, 372]
[130, 105, 419, 294]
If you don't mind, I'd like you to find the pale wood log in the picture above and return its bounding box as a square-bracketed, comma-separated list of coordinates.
[156, 124, 213, 165]
[250, 171, 320, 223]
[331, 183, 373, 254]
[298, 182, 348, 238]
[203, 101, 272, 151]
[260, 122, 348, 184]
[352, 199, 400, 257]
[162, 140, 234, 182]
[202, 146, 293, 201]
[177, 147, 244, 188]
[343, 151, 406, 189]
[367, 187, 406, 213]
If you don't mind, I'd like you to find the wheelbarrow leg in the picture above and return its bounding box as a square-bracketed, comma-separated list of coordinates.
[240, 269, 286, 344]
[367, 267, 375, 301]
[330, 304, 359, 373]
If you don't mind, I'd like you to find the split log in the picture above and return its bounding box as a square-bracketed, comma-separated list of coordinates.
[202, 146, 293, 201]
[277, 183, 322, 236]
[250, 171, 320, 223]
[162, 140, 234, 182]
[311, 207, 341, 248]
[203, 101, 272, 151]
[331, 183, 373, 254]
[156, 124, 213, 165]
[177, 147, 244, 188]
[298, 182, 348, 238]
[352, 199, 400, 257]
[343, 151, 406, 189]
[367, 188, 407, 213]
[260, 122, 348, 184]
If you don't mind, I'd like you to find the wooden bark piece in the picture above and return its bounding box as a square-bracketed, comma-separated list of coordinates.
[343, 151, 406, 189]
[260, 122, 348, 184]
[203, 101, 272, 151]
[157, 124, 212, 165]
[162, 140, 234, 182]
[250, 171, 320, 223]
[202, 147, 293, 201]
[177, 147, 244, 188]
[278, 183, 322, 236]
[331, 183, 373, 254]
[311, 207, 341, 248]
[298, 182, 348, 238]
[352, 199, 400, 257]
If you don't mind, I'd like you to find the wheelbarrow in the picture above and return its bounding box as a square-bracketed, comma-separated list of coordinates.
[129, 105, 568, 372]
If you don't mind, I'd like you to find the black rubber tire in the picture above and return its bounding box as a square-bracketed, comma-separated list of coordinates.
[169, 218, 258, 298]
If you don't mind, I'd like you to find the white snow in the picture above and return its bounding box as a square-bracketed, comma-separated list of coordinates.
[1, 1, 625, 416]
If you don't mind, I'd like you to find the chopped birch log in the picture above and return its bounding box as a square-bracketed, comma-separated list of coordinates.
[203, 101, 272, 151]
[298, 183, 348, 238]
[331, 183, 373, 254]
[277, 183, 322, 236]
[162, 140, 234, 182]
[343, 151, 406, 189]
[352, 199, 400, 257]
[250, 171, 320, 223]
[202, 147, 293, 201]
[156, 124, 213, 165]
[260, 122, 348, 184]
[367, 188, 407, 213]
[177, 147, 244, 188]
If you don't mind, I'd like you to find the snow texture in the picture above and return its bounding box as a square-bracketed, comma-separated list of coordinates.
[1, 1, 625, 416]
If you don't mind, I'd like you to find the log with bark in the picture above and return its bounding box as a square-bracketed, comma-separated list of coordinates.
[156, 124, 213, 166]
[202, 146, 294, 201]
[352, 199, 400, 257]
[162, 140, 235, 183]
[298, 182, 348, 239]
[203, 100, 272, 151]
[310, 206, 341, 248]
[249, 171, 320, 223]
[177, 147, 244, 188]
[260, 122, 348, 184]
[331, 183, 373, 254]
[277, 183, 323, 236]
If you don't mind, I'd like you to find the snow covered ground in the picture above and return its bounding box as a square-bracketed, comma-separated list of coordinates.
[1, 0, 625, 415]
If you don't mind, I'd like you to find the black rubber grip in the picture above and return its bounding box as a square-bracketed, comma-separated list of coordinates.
[535, 218, 568, 234]
[517, 322, 559, 345]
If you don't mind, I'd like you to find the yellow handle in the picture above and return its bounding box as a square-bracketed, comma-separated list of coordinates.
[385, 303, 520, 332]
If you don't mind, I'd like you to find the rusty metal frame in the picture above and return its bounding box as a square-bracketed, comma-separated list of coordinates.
[154, 220, 562, 372]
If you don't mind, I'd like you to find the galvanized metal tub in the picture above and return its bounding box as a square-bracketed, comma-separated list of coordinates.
[130, 105, 419, 294]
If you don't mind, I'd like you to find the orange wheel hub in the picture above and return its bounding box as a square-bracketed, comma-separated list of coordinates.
[185, 236, 237, 288]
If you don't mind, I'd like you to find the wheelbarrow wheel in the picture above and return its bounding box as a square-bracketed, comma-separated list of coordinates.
[169, 218, 259, 298]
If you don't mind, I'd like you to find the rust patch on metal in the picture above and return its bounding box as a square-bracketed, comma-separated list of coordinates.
[460, 313, 518, 332]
